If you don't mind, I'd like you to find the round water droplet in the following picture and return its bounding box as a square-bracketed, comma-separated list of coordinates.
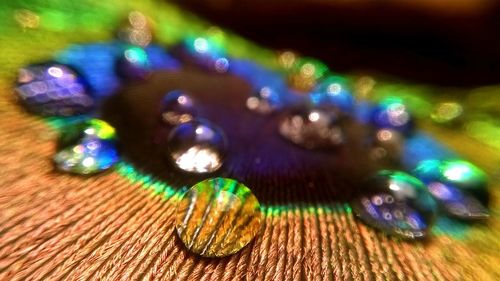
[115, 11, 154, 47]
[246, 86, 282, 114]
[287, 58, 328, 93]
[370, 129, 404, 163]
[181, 35, 229, 73]
[175, 178, 263, 257]
[115, 45, 151, 80]
[351, 170, 437, 239]
[414, 160, 489, 220]
[279, 107, 345, 150]
[309, 75, 355, 113]
[15, 62, 94, 116]
[371, 97, 414, 134]
[54, 119, 119, 175]
[160, 90, 197, 126]
[167, 119, 227, 173]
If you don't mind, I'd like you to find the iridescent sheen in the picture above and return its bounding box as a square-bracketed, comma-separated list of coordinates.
[167, 119, 227, 173]
[181, 35, 229, 73]
[15, 62, 93, 116]
[54, 119, 119, 175]
[414, 160, 489, 220]
[309, 76, 355, 113]
[371, 97, 414, 134]
[246, 86, 283, 114]
[279, 107, 344, 150]
[351, 170, 438, 239]
[175, 178, 263, 257]
[287, 58, 328, 93]
[160, 90, 196, 126]
[115, 45, 152, 80]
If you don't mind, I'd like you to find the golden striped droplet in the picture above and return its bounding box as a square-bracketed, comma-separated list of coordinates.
[175, 178, 263, 257]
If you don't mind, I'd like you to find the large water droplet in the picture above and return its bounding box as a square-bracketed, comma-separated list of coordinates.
[15, 62, 94, 116]
[371, 97, 414, 134]
[175, 177, 263, 257]
[115, 45, 152, 80]
[160, 90, 197, 126]
[54, 119, 119, 175]
[246, 86, 282, 114]
[167, 119, 227, 173]
[414, 160, 489, 220]
[279, 107, 345, 150]
[351, 170, 438, 239]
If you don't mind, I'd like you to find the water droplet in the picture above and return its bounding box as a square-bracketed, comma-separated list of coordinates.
[175, 178, 263, 257]
[371, 97, 413, 134]
[115, 45, 151, 80]
[309, 76, 355, 113]
[351, 170, 437, 239]
[15, 62, 93, 116]
[279, 107, 345, 150]
[246, 86, 282, 114]
[54, 119, 119, 175]
[167, 119, 227, 173]
[160, 90, 196, 126]
[414, 160, 489, 220]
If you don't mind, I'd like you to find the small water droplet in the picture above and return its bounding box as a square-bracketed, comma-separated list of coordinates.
[115, 45, 151, 80]
[351, 170, 437, 239]
[371, 97, 413, 134]
[167, 119, 227, 173]
[160, 90, 196, 126]
[279, 107, 345, 150]
[115, 11, 154, 47]
[175, 178, 263, 257]
[370, 129, 404, 163]
[54, 119, 119, 175]
[309, 76, 354, 113]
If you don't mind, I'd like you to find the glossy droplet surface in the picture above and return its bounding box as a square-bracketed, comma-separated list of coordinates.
[54, 119, 119, 175]
[175, 178, 263, 257]
[351, 170, 437, 239]
[246, 86, 282, 114]
[279, 108, 344, 149]
[371, 97, 413, 134]
[115, 46, 151, 80]
[161, 90, 196, 126]
[16, 62, 93, 116]
[309, 76, 355, 113]
[414, 160, 489, 220]
[168, 119, 227, 173]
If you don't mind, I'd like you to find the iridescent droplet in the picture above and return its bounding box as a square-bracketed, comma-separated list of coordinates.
[309, 75, 355, 113]
[115, 45, 152, 80]
[54, 119, 119, 175]
[175, 178, 263, 257]
[161, 90, 196, 126]
[246, 86, 282, 114]
[351, 170, 437, 239]
[414, 160, 489, 220]
[15, 62, 94, 116]
[167, 119, 227, 173]
[287, 58, 328, 93]
[371, 97, 414, 134]
[115, 11, 154, 47]
[279, 108, 345, 149]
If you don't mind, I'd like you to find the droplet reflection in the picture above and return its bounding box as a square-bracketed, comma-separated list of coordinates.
[160, 90, 196, 126]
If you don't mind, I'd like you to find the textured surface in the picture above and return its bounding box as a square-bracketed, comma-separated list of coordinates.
[0, 0, 499, 280]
